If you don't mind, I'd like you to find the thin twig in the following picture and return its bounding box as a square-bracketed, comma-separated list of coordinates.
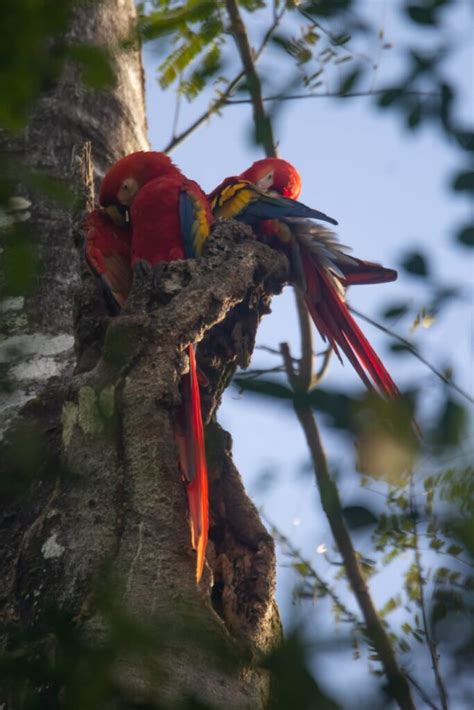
[225, 0, 277, 157]
[350, 306, 474, 404]
[223, 90, 439, 105]
[224, 0, 316, 389]
[224, 5, 412, 704]
[405, 671, 441, 710]
[256, 344, 330, 360]
[280, 341, 416, 710]
[163, 72, 245, 154]
[263, 513, 365, 630]
[170, 74, 183, 140]
[296, 6, 373, 65]
[410, 478, 450, 710]
[313, 347, 333, 387]
[237, 364, 285, 382]
[162, 6, 286, 154]
[294, 289, 314, 391]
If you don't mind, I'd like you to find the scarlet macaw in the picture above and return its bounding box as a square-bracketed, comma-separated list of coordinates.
[209, 158, 400, 398]
[84, 208, 133, 314]
[90, 150, 211, 582]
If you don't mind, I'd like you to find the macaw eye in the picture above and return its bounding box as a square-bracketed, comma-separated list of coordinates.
[117, 177, 138, 205]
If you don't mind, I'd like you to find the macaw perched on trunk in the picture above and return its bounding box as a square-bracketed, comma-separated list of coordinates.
[98, 150, 212, 582]
[84, 208, 133, 314]
[209, 158, 400, 399]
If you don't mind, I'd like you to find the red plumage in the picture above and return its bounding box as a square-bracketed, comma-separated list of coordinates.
[84, 208, 132, 309]
[211, 157, 400, 400]
[240, 157, 302, 199]
[97, 151, 211, 582]
[130, 177, 186, 264]
[301, 253, 399, 398]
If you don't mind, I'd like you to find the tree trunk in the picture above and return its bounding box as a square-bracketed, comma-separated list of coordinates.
[0, 1, 283, 707]
[0, 0, 148, 434]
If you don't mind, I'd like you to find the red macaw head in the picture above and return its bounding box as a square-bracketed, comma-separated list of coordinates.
[99, 151, 178, 224]
[240, 157, 302, 200]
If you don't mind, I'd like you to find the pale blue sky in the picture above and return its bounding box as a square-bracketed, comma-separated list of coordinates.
[142, 2, 473, 705]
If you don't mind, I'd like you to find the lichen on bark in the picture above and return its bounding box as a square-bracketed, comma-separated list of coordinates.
[1, 210, 289, 707]
[0, 0, 289, 705]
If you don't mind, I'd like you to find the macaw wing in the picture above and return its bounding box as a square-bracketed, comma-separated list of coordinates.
[103, 253, 133, 306]
[211, 180, 337, 225]
[179, 184, 211, 258]
[207, 175, 240, 204]
[84, 208, 132, 312]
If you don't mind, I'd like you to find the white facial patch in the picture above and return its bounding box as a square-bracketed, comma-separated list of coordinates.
[256, 170, 274, 193]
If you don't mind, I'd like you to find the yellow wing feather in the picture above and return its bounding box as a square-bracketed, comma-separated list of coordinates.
[211, 181, 258, 220]
[187, 191, 210, 256]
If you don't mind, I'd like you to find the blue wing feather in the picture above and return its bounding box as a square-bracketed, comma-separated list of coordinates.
[179, 190, 197, 258]
[241, 194, 338, 226]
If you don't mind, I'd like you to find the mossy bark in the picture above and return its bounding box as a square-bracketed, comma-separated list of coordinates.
[0, 2, 286, 704]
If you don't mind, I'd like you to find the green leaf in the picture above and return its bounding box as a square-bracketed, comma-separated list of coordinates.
[407, 102, 423, 128]
[454, 130, 474, 152]
[406, 5, 437, 26]
[180, 44, 222, 100]
[377, 88, 405, 108]
[339, 68, 361, 96]
[382, 303, 409, 319]
[401, 251, 430, 277]
[432, 398, 467, 447]
[264, 631, 341, 710]
[158, 20, 221, 90]
[140, 1, 217, 40]
[1, 225, 40, 297]
[302, 0, 352, 18]
[234, 376, 296, 402]
[451, 170, 474, 193]
[239, 0, 265, 10]
[342, 505, 378, 529]
[293, 562, 311, 577]
[307, 388, 357, 431]
[389, 343, 413, 355]
[67, 44, 115, 89]
[456, 224, 474, 247]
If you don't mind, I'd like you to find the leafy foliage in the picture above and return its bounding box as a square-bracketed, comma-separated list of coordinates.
[1, 0, 472, 707]
[1, 0, 114, 134]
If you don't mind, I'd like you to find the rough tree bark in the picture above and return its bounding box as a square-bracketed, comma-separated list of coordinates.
[0, 0, 148, 434]
[0, 1, 285, 706]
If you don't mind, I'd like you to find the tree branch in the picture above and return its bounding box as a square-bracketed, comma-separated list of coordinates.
[350, 306, 473, 404]
[224, 0, 317, 391]
[0, 220, 289, 707]
[163, 71, 245, 154]
[280, 342, 416, 710]
[162, 6, 286, 154]
[410, 479, 449, 710]
[264, 514, 364, 630]
[223, 90, 439, 105]
[293, 288, 314, 391]
[224, 0, 277, 156]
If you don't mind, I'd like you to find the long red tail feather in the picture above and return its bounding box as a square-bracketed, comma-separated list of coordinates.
[180, 345, 209, 582]
[302, 253, 400, 399]
[340, 259, 397, 287]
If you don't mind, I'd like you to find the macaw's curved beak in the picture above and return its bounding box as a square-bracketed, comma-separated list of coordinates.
[104, 204, 130, 227]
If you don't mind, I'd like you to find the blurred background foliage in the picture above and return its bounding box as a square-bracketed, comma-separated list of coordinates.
[138, 0, 473, 706]
[0, 0, 472, 708]
[0, 0, 113, 306]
